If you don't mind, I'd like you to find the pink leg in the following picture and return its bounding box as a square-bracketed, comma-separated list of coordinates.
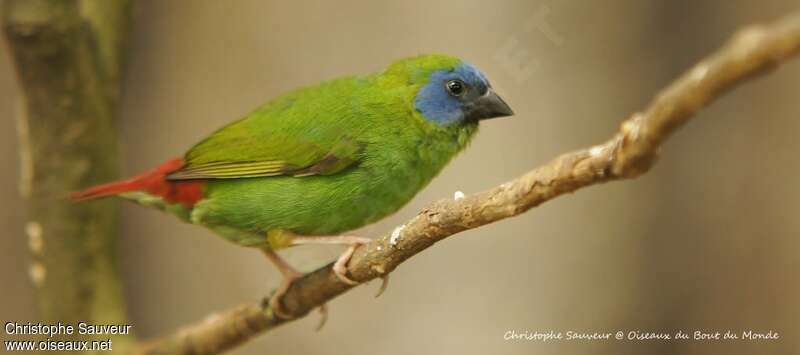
[262, 249, 329, 328]
[262, 249, 303, 319]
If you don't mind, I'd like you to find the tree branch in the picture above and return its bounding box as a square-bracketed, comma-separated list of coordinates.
[2, 0, 133, 353]
[135, 12, 800, 355]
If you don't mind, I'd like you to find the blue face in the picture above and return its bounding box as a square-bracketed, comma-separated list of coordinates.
[414, 63, 513, 126]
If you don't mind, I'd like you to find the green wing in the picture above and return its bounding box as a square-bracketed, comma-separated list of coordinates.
[167, 91, 363, 180]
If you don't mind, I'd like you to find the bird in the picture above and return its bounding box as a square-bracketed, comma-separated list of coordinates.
[72, 54, 513, 319]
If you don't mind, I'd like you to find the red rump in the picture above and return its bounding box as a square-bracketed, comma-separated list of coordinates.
[71, 158, 204, 208]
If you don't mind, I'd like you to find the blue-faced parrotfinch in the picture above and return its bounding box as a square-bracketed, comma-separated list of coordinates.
[73, 54, 514, 317]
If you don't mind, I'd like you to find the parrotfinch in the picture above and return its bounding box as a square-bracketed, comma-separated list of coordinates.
[73, 54, 513, 317]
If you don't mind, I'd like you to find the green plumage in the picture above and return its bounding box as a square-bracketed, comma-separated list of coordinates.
[164, 55, 479, 248]
[72, 53, 512, 303]
[103, 54, 516, 255]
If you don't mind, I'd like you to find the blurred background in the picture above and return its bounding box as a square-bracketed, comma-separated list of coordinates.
[1, 0, 799, 354]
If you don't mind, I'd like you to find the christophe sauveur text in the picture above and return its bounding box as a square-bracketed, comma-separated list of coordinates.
[5, 322, 131, 351]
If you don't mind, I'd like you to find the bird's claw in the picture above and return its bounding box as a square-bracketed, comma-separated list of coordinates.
[332, 237, 372, 285]
[268, 270, 302, 320]
[315, 303, 328, 331]
[261, 246, 329, 328]
[268, 271, 329, 330]
[374, 275, 390, 298]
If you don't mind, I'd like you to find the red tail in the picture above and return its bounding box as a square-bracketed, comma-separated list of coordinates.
[71, 158, 204, 208]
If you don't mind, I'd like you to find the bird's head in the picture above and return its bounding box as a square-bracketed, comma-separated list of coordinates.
[385, 54, 514, 127]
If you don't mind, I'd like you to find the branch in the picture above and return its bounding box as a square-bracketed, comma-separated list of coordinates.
[136, 12, 800, 355]
[2, 0, 133, 352]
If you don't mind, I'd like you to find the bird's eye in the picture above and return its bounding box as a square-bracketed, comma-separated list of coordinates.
[445, 80, 466, 97]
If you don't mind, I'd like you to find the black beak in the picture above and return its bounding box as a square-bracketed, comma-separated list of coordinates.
[466, 89, 514, 121]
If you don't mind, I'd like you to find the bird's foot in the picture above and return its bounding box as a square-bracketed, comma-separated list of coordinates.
[268, 268, 303, 320]
[288, 234, 392, 300]
[333, 244, 391, 297]
[332, 240, 391, 296]
[262, 248, 330, 329]
[332, 237, 371, 285]
[262, 249, 303, 319]
[291, 235, 372, 285]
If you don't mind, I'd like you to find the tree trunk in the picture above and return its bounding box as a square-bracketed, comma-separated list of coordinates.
[2, 0, 133, 353]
